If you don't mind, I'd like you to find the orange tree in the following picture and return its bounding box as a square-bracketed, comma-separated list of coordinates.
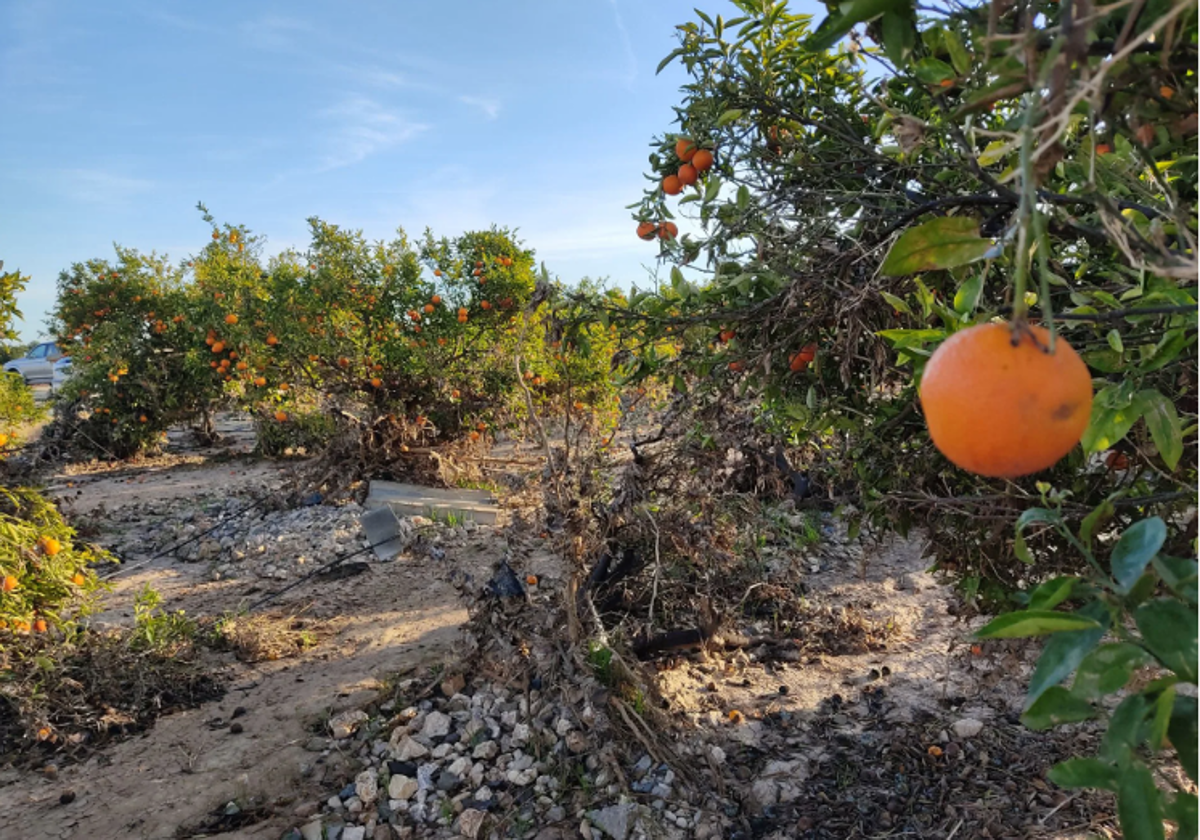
[1, 269, 105, 645]
[53, 249, 220, 457]
[51, 206, 623, 460]
[604, 3, 1197, 833]
[605, 0, 1196, 596]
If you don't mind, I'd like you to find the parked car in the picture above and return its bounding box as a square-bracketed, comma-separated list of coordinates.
[51, 356, 73, 393]
[2, 342, 64, 385]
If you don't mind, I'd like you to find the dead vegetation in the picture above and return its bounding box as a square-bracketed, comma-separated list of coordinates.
[0, 628, 225, 768]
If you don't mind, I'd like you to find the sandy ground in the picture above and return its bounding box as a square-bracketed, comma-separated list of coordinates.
[1, 417, 522, 840]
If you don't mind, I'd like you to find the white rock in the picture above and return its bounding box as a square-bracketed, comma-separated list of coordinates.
[554, 717, 573, 737]
[299, 821, 323, 840]
[342, 828, 366, 840]
[458, 808, 487, 838]
[709, 746, 726, 765]
[472, 740, 499, 760]
[388, 775, 419, 801]
[588, 802, 637, 840]
[355, 770, 379, 805]
[952, 718, 984, 739]
[327, 795, 344, 810]
[422, 711, 452, 739]
[328, 710, 369, 739]
[511, 722, 531, 747]
[393, 736, 430, 761]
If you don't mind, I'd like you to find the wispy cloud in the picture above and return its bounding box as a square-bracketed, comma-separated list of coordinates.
[53, 169, 156, 205]
[459, 95, 501, 120]
[238, 15, 312, 51]
[607, 0, 637, 87]
[316, 95, 429, 171]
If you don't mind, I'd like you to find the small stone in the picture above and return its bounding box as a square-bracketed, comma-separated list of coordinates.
[436, 771, 463, 792]
[299, 821, 324, 840]
[343, 828, 366, 840]
[951, 718, 984, 739]
[58, 791, 76, 806]
[422, 711, 452, 739]
[441, 673, 466, 697]
[565, 731, 587, 754]
[458, 808, 487, 838]
[229, 723, 244, 734]
[329, 710, 370, 739]
[588, 802, 636, 840]
[393, 736, 430, 761]
[472, 740, 499, 760]
[356, 770, 379, 805]
[388, 775, 418, 801]
[328, 795, 345, 810]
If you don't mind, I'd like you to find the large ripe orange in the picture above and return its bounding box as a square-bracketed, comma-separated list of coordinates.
[662, 175, 683, 196]
[919, 323, 1093, 478]
[637, 221, 658, 241]
[677, 164, 698, 186]
[675, 138, 697, 162]
[658, 221, 679, 240]
[691, 149, 714, 172]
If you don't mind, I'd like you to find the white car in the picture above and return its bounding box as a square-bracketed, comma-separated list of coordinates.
[50, 356, 73, 393]
[3, 341, 64, 385]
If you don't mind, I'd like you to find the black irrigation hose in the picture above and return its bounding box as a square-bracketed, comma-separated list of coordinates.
[246, 540, 386, 612]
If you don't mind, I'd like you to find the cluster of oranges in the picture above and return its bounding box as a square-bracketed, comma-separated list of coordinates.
[636, 221, 679, 241]
[662, 138, 714, 196]
[789, 343, 818, 372]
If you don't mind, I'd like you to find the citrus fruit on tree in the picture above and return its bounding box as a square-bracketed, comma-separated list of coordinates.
[637, 221, 658, 240]
[675, 137, 697, 162]
[691, 148, 714, 172]
[919, 323, 1093, 478]
[662, 174, 683, 195]
[677, 164, 698, 186]
[658, 222, 679, 240]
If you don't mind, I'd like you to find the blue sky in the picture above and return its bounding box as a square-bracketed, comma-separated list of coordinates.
[4, 0, 839, 342]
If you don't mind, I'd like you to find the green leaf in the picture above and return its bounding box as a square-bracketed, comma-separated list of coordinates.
[1165, 792, 1197, 840]
[1135, 599, 1198, 683]
[704, 176, 722, 203]
[1072, 642, 1151, 699]
[944, 28, 972, 76]
[1107, 329, 1125, 353]
[1021, 686, 1097, 730]
[1080, 499, 1115, 548]
[1047, 757, 1118, 791]
[655, 48, 683, 75]
[736, 185, 750, 211]
[1028, 576, 1079, 611]
[1153, 555, 1198, 604]
[1140, 328, 1191, 372]
[1105, 694, 1150, 763]
[977, 140, 1013, 167]
[1081, 390, 1145, 453]
[1150, 685, 1176, 750]
[1028, 601, 1109, 705]
[879, 291, 911, 314]
[881, 217, 993, 276]
[953, 272, 983, 314]
[1117, 762, 1166, 840]
[975, 610, 1102, 639]
[1169, 696, 1198, 782]
[1139, 389, 1183, 470]
[808, 0, 909, 51]
[716, 108, 744, 127]
[879, 11, 915, 65]
[1112, 517, 1167, 593]
[912, 57, 955, 85]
